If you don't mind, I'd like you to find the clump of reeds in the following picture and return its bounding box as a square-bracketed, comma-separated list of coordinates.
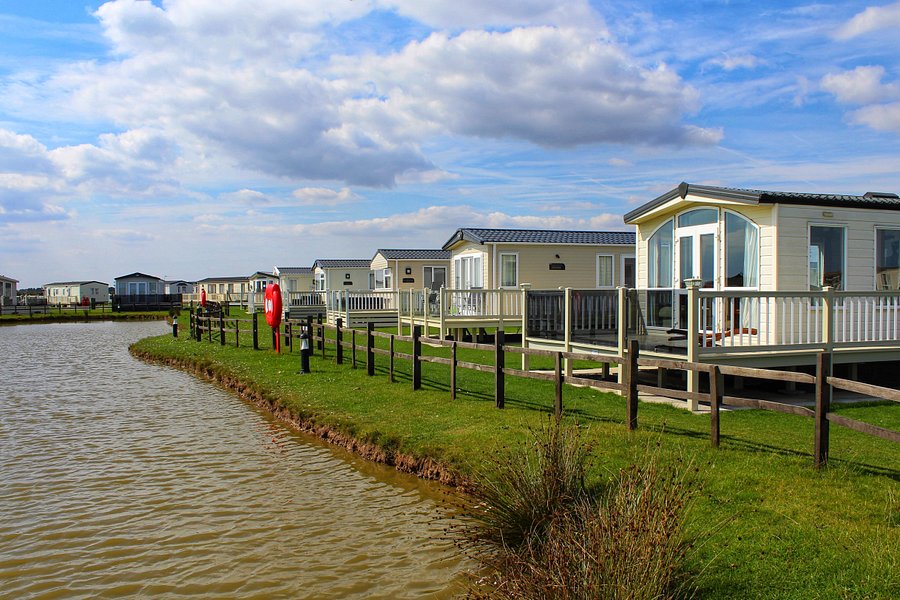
[456, 418, 699, 600]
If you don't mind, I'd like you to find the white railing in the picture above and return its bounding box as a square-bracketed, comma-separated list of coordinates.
[443, 288, 523, 318]
[286, 291, 325, 306]
[325, 290, 400, 312]
[695, 289, 900, 353]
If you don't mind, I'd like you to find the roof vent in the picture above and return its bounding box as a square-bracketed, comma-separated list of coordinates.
[863, 191, 900, 199]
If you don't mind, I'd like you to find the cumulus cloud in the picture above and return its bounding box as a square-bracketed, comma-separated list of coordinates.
[292, 187, 362, 206]
[821, 66, 900, 135]
[336, 27, 721, 148]
[381, 0, 602, 30]
[834, 1, 900, 40]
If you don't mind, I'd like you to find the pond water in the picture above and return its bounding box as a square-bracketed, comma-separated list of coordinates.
[0, 321, 466, 599]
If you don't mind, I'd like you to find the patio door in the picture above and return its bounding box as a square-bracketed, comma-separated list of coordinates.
[675, 222, 717, 329]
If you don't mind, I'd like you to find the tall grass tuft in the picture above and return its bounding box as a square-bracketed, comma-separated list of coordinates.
[458, 420, 699, 599]
[457, 416, 592, 555]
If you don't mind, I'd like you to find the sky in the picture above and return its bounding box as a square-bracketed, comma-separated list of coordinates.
[2, 0, 900, 288]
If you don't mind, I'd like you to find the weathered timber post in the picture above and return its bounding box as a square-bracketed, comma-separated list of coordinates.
[271, 320, 276, 351]
[389, 334, 395, 383]
[172, 316, 178, 338]
[305, 315, 313, 355]
[554, 350, 563, 417]
[207, 315, 212, 343]
[252, 311, 259, 350]
[412, 325, 422, 390]
[450, 341, 457, 400]
[235, 318, 239, 348]
[563, 287, 573, 378]
[336, 318, 343, 364]
[710, 365, 722, 448]
[625, 338, 639, 430]
[317, 314, 324, 350]
[320, 322, 326, 359]
[495, 329, 505, 409]
[189, 312, 194, 339]
[219, 312, 225, 345]
[815, 351, 832, 468]
[366, 322, 375, 376]
[351, 329, 357, 368]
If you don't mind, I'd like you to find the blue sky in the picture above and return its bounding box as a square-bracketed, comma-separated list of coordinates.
[2, 0, 900, 287]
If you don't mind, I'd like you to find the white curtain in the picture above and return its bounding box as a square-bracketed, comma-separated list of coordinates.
[744, 221, 758, 288]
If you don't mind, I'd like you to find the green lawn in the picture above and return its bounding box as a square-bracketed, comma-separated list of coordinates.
[134, 314, 900, 599]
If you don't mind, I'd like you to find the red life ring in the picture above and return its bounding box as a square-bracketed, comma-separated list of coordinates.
[264, 283, 282, 328]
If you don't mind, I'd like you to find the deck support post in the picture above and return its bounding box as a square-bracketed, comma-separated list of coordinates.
[686, 283, 700, 411]
[564, 287, 573, 378]
[439, 287, 446, 341]
[521, 284, 530, 371]
[616, 287, 627, 385]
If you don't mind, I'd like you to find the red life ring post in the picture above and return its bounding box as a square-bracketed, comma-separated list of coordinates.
[264, 283, 283, 353]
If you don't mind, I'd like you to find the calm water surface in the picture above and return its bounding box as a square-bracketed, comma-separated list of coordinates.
[0, 321, 467, 599]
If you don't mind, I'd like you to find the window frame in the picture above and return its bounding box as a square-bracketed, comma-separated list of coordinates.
[499, 252, 519, 288]
[808, 223, 847, 291]
[596, 254, 614, 288]
[722, 209, 760, 290]
[875, 226, 900, 290]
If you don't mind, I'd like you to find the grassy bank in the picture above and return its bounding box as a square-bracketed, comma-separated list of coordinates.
[132, 322, 899, 599]
[0, 308, 171, 325]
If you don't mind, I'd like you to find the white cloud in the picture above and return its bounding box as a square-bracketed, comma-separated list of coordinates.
[218, 189, 273, 205]
[292, 187, 362, 206]
[834, 1, 900, 40]
[821, 66, 900, 105]
[381, 0, 602, 30]
[705, 53, 761, 71]
[847, 102, 900, 135]
[336, 27, 721, 148]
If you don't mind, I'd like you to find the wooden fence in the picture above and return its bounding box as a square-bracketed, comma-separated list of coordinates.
[185, 315, 899, 469]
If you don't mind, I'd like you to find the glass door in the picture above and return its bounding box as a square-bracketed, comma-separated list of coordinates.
[675, 223, 717, 330]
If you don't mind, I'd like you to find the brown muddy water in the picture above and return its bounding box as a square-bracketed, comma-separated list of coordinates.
[0, 321, 468, 599]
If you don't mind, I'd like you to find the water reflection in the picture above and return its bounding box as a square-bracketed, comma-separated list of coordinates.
[0, 321, 465, 598]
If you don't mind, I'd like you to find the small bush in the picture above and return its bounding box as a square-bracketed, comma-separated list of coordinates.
[458, 421, 699, 599]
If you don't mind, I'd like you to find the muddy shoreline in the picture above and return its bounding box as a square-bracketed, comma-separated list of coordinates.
[130, 347, 470, 491]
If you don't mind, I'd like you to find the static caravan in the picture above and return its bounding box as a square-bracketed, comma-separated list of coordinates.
[312, 259, 372, 292]
[43, 281, 108, 305]
[442, 228, 636, 291]
[165, 280, 196, 295]
[194, 276, 250, 304]
[1, 275, 18, 306]
[369, 249, 451, 292]
[114, 272, 164, 296]
[274, 266, 313, 294]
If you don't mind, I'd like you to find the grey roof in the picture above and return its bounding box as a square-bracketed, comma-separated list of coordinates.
[115, 272, 162, 281]
[624, 182, 900, 222]
[375, 249, 451, 260]
[0, 275, 17, 283]
[443, 228, 635, 250]
[197, 276, 248, 283]
[312, 259, 372, 269]
[249, 271, 276, 279]
[43, 280, 108, 287]
[275, 266, 313, 274]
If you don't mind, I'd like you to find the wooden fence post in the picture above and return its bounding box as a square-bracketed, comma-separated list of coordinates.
[412, 325, 422, 390]
[189, 312, 194, 340]
[710, 365, 722, 448]
[252, 311, 258, 350]
[815, 351, 832, 469]
[366, 322, 375, 376]
[495, 329, 505, 409]
[351, 329, 357, 368]
[626, 338, 639, 430]
[389, 334, 395, 383]
[207, 315, 212, 343]
[450, 341, 457, 400]
[336, 318, 343, 364]
[320, 322, 326, 358]
[554, 351, 563, 417]
[235, 318, 240, 348]
[285, 321, 292, 352]
[271, 320, 277, 350]
[317, 314, 324, 350]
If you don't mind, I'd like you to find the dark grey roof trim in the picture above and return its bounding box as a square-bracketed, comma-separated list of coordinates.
[44, 280, 109, 287]
[442, 228, 635, 250]
[197, 276, 248, 283]
[115, 272, 162, 280]
[276, 266, 313, 274]
[624, 182, 900, 222]
[376, 249, 451, 260]
[313, 259, 372, 269]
